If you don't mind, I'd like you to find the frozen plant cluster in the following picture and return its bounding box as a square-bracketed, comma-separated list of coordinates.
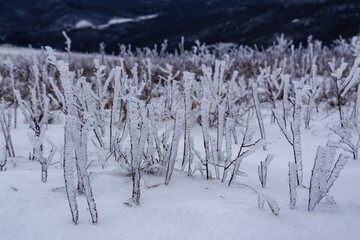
[0, 34, 359, 222]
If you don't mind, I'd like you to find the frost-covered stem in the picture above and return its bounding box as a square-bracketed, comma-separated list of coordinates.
[354, 84, 360, 121]
[339, 57, 360, 97]
[353, 149, 358, 161]
[147, 130, 156, 165]
[344, 137, 359, 160]
[17, 86, 50, 171]
[291, 79, 307, 185]
[328, 57, 360, 127]
[334, 126, 360, 161]
[305, 93, 315, 129]
[227, 152, 246, 186]
[148, 105, 163, 163]
[165, 109, 184, 185]
[182, 72, 194, 174]
[131, 160, 141, 205]
[258, 154, 274, 188]
[128, 99, 149, 204]
[217, 105, 225, 161]
[59, 60, 98, 223]
[109, 96, 114, 151]
[135, 111, 149, 203]
[332, 76, 344, 128]
[288, 162, 297, 209]
[228, 115, 262, 186]
[226, 95, 238, 144]
[282, 74, 290, 129]
[160, 64, 179, 112]
[252, 82, 267, 151]
[28, 127, 52, 183]
[6, 109, 15, 158]
[273, 109, 293, 145]
[0, 104, 15, 157]
[41, 147, 56, 183]
[94, 60, 108, 137]
[227, 134, 249, 185]
[63, 120, 79, 223]
[264, 66, 282, 124]
[209, 138, 219, 179]
[93, 129, 104, 148]
[60, 61, 79, 224]
[41, 163, 48, 183]
[0, 149, 7, 171]
[305, 56, 318, 129]
[75, 122, 98, 223]
[76, 161, 84, 193]
[201, 88, 211, 179]
[110, 66, 121, 151]
[214, 60, 226, 95]
[213, 60, 220, 95]
[129, 98, 140, 204]
[222, 117, 233, 182]
[161, 124, 172, 164]
[8, 62, 17, 129]
[214, 105, 225, 179]
[228, 127, 265, 185]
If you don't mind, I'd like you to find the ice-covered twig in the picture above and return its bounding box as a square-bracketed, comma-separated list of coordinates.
[227, 112, 264, 186]
[258, 154, 274, 188]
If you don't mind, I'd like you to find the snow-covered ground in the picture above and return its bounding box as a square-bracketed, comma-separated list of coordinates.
[1, 111, 359, 240]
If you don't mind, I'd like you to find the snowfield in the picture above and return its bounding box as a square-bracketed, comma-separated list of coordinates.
[1, 111, 359, 240]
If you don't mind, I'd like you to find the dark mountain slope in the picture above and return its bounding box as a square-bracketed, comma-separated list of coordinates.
[0, 0, 359, 53]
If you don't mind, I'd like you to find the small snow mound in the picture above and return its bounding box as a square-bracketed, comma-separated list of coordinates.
[74, 20, 94, 29]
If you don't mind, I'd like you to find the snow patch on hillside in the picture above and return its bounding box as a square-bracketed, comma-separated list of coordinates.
[74, 14, 159, 30]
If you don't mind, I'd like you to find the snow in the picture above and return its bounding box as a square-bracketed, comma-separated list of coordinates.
[74, 20, 95, 29]
[1, 110, 360, 240]
[73, 14, 159, 30]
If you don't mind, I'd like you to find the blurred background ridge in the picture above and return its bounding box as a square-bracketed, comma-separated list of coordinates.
[0, 0, 359, 53]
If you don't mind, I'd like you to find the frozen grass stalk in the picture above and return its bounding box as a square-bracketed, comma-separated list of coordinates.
[58, 59, 98, 223]
[182, 71, 194, 174]
[201, 88, 211, 179]
[258, 154, 274, 188]
[288, 162, 297, 209]
[165, 109, 185, 185]
[252, 81, 267, 151]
